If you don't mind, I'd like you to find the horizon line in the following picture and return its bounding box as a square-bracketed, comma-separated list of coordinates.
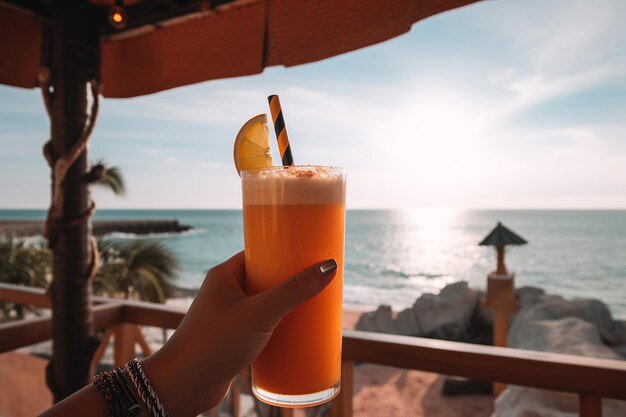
[2, 207, 626, 211]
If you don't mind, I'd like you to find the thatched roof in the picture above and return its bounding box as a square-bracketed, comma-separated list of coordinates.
[479, 222, 528, 247]
[1, 0, 481, 98]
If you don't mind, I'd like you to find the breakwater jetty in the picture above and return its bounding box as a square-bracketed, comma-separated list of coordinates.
[0, 220, 192, 237]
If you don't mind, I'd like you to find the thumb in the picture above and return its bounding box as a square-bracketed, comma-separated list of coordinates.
[253, 259, 338, 324]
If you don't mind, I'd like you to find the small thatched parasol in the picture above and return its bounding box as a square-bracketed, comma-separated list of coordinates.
[479, 222, 527, 275]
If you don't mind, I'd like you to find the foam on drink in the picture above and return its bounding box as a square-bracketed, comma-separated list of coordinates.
[242, 166, 345, 206]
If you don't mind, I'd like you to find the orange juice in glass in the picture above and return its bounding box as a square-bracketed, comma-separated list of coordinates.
[242, 165, 346, 407]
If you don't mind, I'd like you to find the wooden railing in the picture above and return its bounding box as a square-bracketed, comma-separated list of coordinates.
[1, 283, 626, 417]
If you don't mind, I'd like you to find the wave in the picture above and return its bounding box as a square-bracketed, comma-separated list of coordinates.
[413, 272, 445, 279]
[343, 284, 424, 310]
[380, 268, 410, 278]
[102, 228, 206, 240]
[0, 234, 47, 246]
[379, 268, 444, 279]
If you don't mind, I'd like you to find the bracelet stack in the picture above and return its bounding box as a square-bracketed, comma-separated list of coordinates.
[125, 359, 169, 417]
[93, 368, 141, 417]
[93, 359, 169, 417]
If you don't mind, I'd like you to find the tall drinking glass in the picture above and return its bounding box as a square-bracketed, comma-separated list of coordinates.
[241, 165, 346, 408]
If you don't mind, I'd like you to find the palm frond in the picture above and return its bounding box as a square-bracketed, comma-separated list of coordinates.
[0, 237, 51, 321]
[94, 240, 178, 303]
[91, 159, 126, 195]
[0, 237, 51, 287]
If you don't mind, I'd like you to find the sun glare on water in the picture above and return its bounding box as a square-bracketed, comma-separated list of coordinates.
[403, 206, 461, 244]
[402, 207, 462, 284]
[375, 207, 465, 297]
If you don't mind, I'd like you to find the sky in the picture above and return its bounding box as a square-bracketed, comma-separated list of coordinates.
[1, 0, 625, 209]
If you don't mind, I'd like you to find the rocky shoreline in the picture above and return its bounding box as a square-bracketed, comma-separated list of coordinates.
[0, 219, 193, 237]
[355, 281, 626, 417]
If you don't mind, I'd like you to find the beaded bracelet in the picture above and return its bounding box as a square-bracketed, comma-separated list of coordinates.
[125, 358, 170, 417]
[93, 368, 141, 417]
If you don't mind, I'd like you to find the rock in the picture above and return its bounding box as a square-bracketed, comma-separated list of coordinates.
[495, 387, 626, 417]
[473, 289, 493, 327]
[510, 317, 621, 359]
[411, 294, 444, 334]
[516, 286, 546, 309]
[612, 320, 626, 344]
[426, 322, 469, 340]
[496, 316, 626, 416]
[611, 321, 626, 358]
[355, 305, 394, 333]
[393, 307, 421, 336]
[355, 282, 480, 339]
[412, 281, 479, 340]
[512, 296, 618, 343]
[614, 345, 626, 359]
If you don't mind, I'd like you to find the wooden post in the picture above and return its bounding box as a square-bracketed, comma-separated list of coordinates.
[113, 323, 136, 368]
[482, 274, 517, 397]
[493, 313, 509, 348]
[133, 325, 153, 357]
[579, 394, 602, 417]
[230, 377, 241, 417]
[331, 361, 354, 417]
[47, 0, 101, 401]
[90, 328, 114, 375]
[92, 325, 149, 373]
[496, 246, 507, 275]
[492, 312, 509, 395]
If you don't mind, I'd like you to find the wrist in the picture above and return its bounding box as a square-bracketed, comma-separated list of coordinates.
[140, 348, 228, 416]
[140, 351, 195, 417]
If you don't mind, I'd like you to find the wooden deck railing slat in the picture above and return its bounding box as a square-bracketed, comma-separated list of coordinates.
[0, 303, 123, 353]
[580, 395, 602, 417]
[0, 284, 51, 308]
[342, 330, 626, 401]
[0, 283, 135, 308]
[121, 301, 185, 329]
[0, 314, 52, 353]
[331, 361, 354, 417]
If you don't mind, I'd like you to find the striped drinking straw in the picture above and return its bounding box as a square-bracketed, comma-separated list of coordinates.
[268, 95, 294, 166]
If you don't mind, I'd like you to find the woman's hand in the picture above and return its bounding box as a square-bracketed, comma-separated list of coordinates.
[39, 252, 337, 417]
[142, 251, 338, 417]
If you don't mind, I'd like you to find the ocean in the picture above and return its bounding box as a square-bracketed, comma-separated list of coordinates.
[1, 209, 625, 319]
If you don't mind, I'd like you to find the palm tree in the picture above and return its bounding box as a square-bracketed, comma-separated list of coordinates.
[94, 240, 178, 303]
[0, 237, 51, 322]
[0, 236, 179, 317]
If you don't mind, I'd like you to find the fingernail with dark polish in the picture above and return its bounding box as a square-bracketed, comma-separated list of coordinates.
[319, 259, 338, 276]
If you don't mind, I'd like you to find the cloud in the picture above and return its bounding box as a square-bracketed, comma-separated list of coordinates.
[196, 161, 227, 169]
[103, 88, 267, 125]
[96, 132, 162, 141]
[484, 65, 624, 127]
[162, 156, 179, 164]
[144, 147, 163, 155]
